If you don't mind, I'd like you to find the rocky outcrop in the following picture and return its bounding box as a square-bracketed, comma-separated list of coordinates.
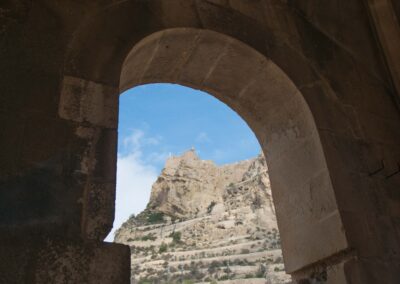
[115, 150, 291, 284]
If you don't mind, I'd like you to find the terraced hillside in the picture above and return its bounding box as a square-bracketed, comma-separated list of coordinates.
[114, 150, 291, 284]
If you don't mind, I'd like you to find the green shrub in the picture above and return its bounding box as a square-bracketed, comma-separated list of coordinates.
[169, 231, 182, 243]
[219, 275, 230, 280]
[256, 264, 267, 277]
[241, 248, 250, 254]
[147, 212, 164, 223]
[141, 233, 157, 241]
[208, 260, 220, 274]
[159, 242, 168, 253]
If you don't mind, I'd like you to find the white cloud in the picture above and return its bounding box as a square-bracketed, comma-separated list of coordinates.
[105, 130, 162, 241]
[195, 132, 211, 143]
[122, 129, 143, 150]
[122, 129, 160, 150]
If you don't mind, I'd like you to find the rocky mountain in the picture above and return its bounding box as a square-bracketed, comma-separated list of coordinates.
[114, 150, 291, 284]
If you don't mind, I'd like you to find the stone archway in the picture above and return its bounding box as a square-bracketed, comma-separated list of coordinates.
[2, 0, 400, 283]
[1, 1, 396, 283]
[57, 2, 400, 276]
[60, 26, 352, 282]
[119, 28, 347, 276]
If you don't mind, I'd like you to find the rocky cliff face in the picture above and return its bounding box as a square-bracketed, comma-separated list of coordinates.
[115, 150, 291, 284]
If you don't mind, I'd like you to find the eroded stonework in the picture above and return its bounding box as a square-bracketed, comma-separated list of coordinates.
[1, 1, 400, 283]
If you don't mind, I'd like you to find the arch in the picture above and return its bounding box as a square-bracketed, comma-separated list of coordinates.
[64, 0, 320, 91]
[60, 2, 358, 277]
[2, 1, 400, 282]
[117, 28, 347, 274]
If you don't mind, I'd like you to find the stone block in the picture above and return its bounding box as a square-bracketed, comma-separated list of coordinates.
[60, 76, 118, 128]
[279, 207, 347, 273]
[344, 258, 400, 284]
[93, 128, 118, 182]
[268, 136, 348, 273]
[0, 239, 130, 284]
[178, 30, 236, 88]
[202, 38, 266, 99]
[141, 29, 200, 84]
[84, 182, 116, 240]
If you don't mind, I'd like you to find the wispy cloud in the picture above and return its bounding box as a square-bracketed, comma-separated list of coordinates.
[105, 129, 165, 241]
[122, 129, 160, 150]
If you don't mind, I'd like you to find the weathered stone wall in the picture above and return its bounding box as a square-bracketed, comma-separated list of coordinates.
[0, 1, 129, 283]
[119, 27, 348, 279]
[1, 1, 399, 283]
[394, 0, 400, 20]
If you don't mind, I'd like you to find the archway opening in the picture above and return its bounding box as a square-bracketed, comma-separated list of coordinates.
[108, 83, 262, 237]
[109, 82, 290, 283]
[57, 25, 348, 283]
[115, 28, 346, 278]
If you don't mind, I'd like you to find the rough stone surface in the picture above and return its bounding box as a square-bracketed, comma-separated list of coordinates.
[0, 238, 131, 284]
[115, 151, 291, 283]
[120, 28, 349, 275]
[1, 1, 400, 283]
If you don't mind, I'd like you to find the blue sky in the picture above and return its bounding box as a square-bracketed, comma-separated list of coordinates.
[106, 83, 261, 241]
